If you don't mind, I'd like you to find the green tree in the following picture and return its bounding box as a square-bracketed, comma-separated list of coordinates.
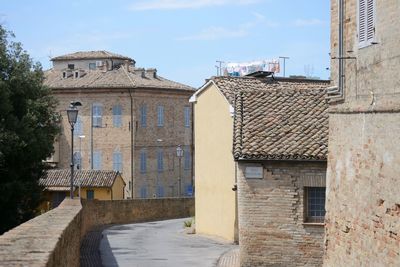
[0, 25, 59, 234]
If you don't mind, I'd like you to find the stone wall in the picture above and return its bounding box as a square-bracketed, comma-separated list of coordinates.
[238, 161, 326, 267]
[0, 197, 194, 267]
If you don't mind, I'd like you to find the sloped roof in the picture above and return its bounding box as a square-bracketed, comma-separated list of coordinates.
[209, 76, 329, 105]
[51, 50, 133, 61]
[233, 88, 329, 161]
[39, 169, 123, 188]
[44, 67, 194, 91]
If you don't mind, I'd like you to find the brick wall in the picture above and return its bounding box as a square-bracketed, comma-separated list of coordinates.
[326, 0, 400, 265]
[237, 161, 326, 267]
[0, 197, 194, 267]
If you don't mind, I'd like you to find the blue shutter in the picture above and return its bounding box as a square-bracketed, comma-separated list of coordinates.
[92, 104, 102, 127]
[113, 151, 122, 172]
[93, 151, 102, 170]
[141, 105, 147, 127]
[184, 107, 190, 127]
[74, 116, 83, 135]
[184, 148, 190, 170]
[157, 150, 163, 172]
[157, 106, 164, 126]
[140, 186, 147, 198]
[113, 105, 122, 127]
[140, 151, 147, 173]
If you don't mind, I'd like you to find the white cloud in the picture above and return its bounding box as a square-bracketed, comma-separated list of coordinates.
[177, 12, 277, 41]
[294, 19, 325, 27]
[130, 0, 261, 11]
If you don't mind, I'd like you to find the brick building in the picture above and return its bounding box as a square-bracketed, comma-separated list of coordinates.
[191, 75, 329, 243]
[44, 51, 194, 199]
[233, 88, 329, 266]
[325, 0, 400, 265]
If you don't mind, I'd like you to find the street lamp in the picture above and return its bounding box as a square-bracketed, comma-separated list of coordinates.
[67, 101, 81, 199]
[176, 145, 184, 197]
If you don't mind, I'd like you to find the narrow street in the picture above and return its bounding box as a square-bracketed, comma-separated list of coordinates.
[98, 218, 235, 267]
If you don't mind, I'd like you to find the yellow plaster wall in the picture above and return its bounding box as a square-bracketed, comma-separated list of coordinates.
[80, 187, 111, 200]
[111, 174, 125, 200]
[194, 83, 237, 242]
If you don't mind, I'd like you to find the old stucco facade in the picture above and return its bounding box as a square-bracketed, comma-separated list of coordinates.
[325, 0, 400, 265]
[45, 51, 194, 199]
[191, 82, 237, 242]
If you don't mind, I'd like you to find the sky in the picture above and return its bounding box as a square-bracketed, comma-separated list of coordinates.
[0, 0, 330, 88]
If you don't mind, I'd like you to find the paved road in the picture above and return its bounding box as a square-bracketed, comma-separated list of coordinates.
[99, 218, 235, 267]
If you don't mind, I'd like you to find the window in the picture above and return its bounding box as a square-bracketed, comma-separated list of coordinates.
[184, 106, 190, 128]
[184, 148, 190, 170]
[305, 187, 326, 223]
[157, 105, 164, 127]
[73, 152, 82, 170]
[358, 0, 375, 47]
[140, 150, 147, 173]
[113, 151, 122, 172]
[93, 151, 102, 170]
[89, 63, 96, 70]
[86, 190, 94, 200]
[68, 64, 74, 70]
[113, 105, 122, 127]
[185, 184, 193, 196]
[157, 185, 164, 197]
[140, 186, 147, 198]
[157, 150, 164, 172]
[92, 104, 102, 127]
[74, 116, 83, 136]
[140, 105, 147, 127]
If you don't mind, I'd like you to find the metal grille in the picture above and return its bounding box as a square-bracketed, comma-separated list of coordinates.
[306, 187, 326, 223]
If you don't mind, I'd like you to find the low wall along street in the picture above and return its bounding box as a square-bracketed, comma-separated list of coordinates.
[0, 197, 195, 267]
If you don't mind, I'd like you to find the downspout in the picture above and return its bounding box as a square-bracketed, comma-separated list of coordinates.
[190, 101, 194, 195]
[122, 63, 136, 199]
[327, 0, 345, 99]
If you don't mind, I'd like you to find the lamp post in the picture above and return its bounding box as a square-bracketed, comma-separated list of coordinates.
[176, 145, 183, 197]
[67, 101, 81, 199]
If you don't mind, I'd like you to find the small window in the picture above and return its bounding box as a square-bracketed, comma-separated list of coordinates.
[184, 106, 190, 128]
[305, 187, 326, 223]
[140, 186, 147, 198]
[157, 105, 164, 127]
[113, 105, 122, 127]
[89, 63, 96, 70]
[140, 150, 147, 173]
[184, 148, 190, 170]
[140, 105, 147, 127]
[358, 0, 375, 47]
[92, 104, 102, 127]
[113, 151, 122, 172]
[185, 184, 193, 196]
[74, 116, 83, 136]
[157, 150, 164, 172]
[93, 151, 102, 170]
[86, 190, 94, 200]
[73, 152, 82, 170]
[68, 64, 75, 70]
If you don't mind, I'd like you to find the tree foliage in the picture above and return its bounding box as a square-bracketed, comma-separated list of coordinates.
[0, 25, 60, 234]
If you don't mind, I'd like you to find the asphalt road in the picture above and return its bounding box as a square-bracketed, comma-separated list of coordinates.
[99, 218, 235, 267]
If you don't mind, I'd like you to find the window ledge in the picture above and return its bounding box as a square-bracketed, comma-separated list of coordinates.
[303, 222, 325, 227]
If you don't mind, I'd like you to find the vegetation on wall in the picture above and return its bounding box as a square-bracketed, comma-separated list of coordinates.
[0, 25, 60, 234]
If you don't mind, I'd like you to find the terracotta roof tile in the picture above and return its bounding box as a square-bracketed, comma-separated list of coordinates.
[51, 50, 133, 61]
[211, 76, 329, 105]
[39, 169, 123, 188]
[44, 67, 194, 91]
[233, 88, 329, 161]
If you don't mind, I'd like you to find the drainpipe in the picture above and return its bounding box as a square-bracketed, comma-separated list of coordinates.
[327, 0, 345, 99]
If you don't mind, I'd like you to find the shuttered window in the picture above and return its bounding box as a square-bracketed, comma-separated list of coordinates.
[358, 0, 375, 47]
[113, 151, 122, 172]
[184, 106, 190, 128]
[113, 105, 122, 127]
[184, 148, 190, 170]
[140, 150, 147, 173]
[140, 105, 147, 127]
[157, 105, 164, 127]
[74, 116, 83, 136]
[93, 151, 102, 170]
[92, 104, 102, 127]
[157, 150, 164, 172]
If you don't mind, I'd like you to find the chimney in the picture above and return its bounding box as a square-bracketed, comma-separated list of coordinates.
[62, 69, 73, 79]
[146, 68, 157, 79]
[124, 60, 130, 72]
[134, 67, 146, 78]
